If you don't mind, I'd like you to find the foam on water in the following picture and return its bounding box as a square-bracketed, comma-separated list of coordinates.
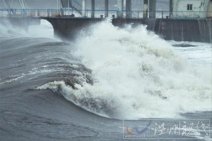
[40, 21, 212, 119]
[171, 41, 212, 65]
[28, 20, 54, 38]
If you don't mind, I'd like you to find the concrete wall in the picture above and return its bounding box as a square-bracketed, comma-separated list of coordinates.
[45, 17, 102, 39]
[1, 16, 211, 43]
[154, 19, 212, 42]
[44, 17, 212, 43]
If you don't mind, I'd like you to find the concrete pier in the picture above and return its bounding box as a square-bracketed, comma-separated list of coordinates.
[44, 17, 212, 43]
[1, 16, 211, 43]
[154, 19, 212, 42]
[45, 17, 102, 39]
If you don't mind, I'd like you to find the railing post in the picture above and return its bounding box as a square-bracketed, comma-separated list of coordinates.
[162, 11, 164, 19]
[47, 9, 50, 17]
[38, 9, 40, 17]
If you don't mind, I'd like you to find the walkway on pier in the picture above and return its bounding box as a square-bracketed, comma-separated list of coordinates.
[0, 0, 160, 19]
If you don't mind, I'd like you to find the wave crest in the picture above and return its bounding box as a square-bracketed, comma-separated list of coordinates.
[39, 21, 212, 120]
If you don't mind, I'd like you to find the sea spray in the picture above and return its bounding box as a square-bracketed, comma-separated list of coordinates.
[39, 21, 212, 119]
[0, 19, 54, 38]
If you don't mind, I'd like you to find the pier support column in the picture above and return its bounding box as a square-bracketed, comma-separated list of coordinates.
[69, 0, 73, 7]
[117, 0, 124, 18]
[169, 0, 173, 18]
[149, 0, 156, 18]
[82, 0, 86, 17]
[105, 0, 109, 17]
[143, 0, 148, 18]
[91, 0, 95, 18]
[126, 0, 132, 18]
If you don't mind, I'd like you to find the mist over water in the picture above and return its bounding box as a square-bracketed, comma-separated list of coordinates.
[38, 21, 212, 119]
[0, 20, 54, 39]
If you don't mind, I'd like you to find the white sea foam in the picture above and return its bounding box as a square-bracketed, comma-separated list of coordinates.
[40, 21, 212, 119]
[27, 20, 54, 38]
[171, 41, 212, 65]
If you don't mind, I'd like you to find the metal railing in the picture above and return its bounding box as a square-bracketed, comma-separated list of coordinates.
[0, 8, 211, 19]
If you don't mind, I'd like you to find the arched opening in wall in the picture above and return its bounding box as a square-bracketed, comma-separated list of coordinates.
[28, 19, 54, 38]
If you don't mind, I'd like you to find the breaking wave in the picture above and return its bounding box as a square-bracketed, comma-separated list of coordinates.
[38, 21, 212, 120]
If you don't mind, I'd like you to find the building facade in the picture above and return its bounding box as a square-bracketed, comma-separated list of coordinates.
[171, 0, 212, 19]
[208, 0, 212, 17]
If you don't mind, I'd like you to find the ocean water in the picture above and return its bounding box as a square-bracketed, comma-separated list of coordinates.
[0, 19, 211, 141]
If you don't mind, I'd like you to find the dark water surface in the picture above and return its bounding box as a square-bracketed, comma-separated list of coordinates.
[0, 36, 126, 141]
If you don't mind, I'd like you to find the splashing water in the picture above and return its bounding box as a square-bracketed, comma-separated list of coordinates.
[0, 19, 54, 38]
[39, 21, 212, 119]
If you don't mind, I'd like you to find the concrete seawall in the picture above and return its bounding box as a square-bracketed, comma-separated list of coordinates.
[45, 17, 212, 43]
[1, 17, 211, 43]
[46, 18, 102, 39]
[154, 19, 212, 42]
